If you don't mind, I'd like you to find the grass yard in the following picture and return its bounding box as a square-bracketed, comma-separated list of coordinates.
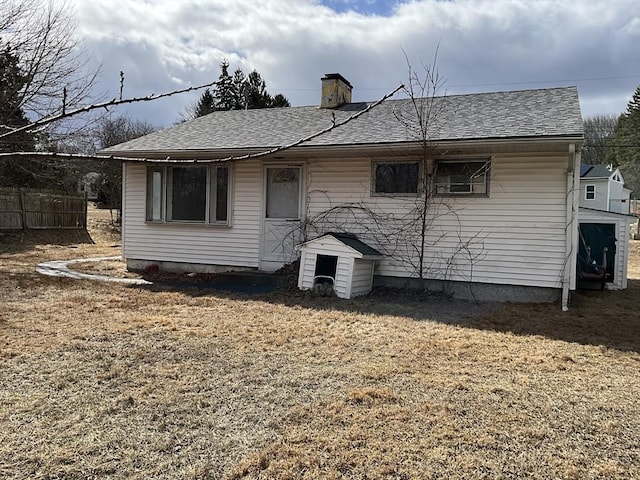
[0, 207, 639, 479]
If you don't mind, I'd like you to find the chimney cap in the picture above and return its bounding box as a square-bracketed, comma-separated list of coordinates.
[322, 73, 353, 89]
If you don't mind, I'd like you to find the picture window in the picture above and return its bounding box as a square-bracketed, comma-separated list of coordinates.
[146, 165, 231, 224]
[372, 160, 420, 195]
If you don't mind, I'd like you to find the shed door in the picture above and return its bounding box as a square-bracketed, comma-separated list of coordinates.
[260, 166, 302, 270]
[578, 223, 616, 282]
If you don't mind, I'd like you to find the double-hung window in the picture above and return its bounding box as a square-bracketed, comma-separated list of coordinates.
[372, 160, 421, 196]
[585, 184, 596, 200]
[435, 159, 490, 196]
[146, 164, 231, 224]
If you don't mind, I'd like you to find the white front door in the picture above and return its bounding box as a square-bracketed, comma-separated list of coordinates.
[260, 165, 303, 271]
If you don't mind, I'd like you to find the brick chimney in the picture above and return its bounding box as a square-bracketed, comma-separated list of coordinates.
[320, 73, 352, 109]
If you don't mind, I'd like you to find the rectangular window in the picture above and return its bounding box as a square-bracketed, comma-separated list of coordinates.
[372, 160, 420, 195]
[585, 184, 595, 200]
[435, 160, 490, 196]
[168, 166, 207, 221]
[146, 164, 231, 224]
[266, 167, 300, 218]
[212, 166, 229, 223]
[146, 167, 164, 221]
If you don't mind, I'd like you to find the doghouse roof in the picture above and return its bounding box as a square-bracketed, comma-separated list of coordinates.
[298, 233, 383, 260]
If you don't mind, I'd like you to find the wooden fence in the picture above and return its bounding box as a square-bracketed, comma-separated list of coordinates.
[0, 188, 87, 230]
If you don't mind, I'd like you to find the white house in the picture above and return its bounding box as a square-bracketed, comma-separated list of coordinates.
[103, 75, 584, 308]
[579, 164, 631, 214]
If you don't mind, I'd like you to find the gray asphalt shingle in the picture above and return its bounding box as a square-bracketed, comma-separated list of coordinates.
[104, 86, 583, 154]
[326, 233, 383, 258]
[580, 164, 615, 178]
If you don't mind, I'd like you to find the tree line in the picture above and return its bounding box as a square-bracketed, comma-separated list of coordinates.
[582, 86, 640, 198]
[182, 60, 290, 120]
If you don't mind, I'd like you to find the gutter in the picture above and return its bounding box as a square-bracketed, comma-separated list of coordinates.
[102, 135, 585, 163]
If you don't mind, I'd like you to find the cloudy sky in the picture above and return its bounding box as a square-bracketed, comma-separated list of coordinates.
[63, 0, 639, 128]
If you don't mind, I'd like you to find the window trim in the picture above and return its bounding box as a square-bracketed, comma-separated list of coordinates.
[434, 158, 491, 197]
[145, 164, 232, 226]
[371, 158, 422, 197]
[585, 184, 596, 201]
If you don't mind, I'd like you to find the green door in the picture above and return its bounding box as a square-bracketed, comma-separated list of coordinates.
[578, 223, 616, 282]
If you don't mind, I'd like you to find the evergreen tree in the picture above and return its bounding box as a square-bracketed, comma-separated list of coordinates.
[181, 61, 290, 120]
[0, 43, 33, 153]
[194, 88, 216, 117]
[245, 70, 272, 109]
[271, 93, 291, 108]
[231, 68, 246, 110]
[215, 60, 236, 111]
[608, 85, 640, 198]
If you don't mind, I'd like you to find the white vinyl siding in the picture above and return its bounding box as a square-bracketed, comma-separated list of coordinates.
[335, 257, 353, 298]
[123, 153, 572, 290]
[123, 160, 261, 268]
[298, 251, 317, 290]
[608, 180, 631, 214]
[351, 259, 375, 297]
[305, 155, 570, 289]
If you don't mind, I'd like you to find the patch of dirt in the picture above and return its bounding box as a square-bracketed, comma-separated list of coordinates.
[0, 208, 639, 479]
[71, 258, 143, 279]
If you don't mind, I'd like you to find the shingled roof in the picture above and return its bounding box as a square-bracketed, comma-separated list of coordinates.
[580, 164, 615, 179]
[104, 86, 583, 155]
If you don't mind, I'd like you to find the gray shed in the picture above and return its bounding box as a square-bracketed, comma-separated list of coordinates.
[297, 233, 384, 299]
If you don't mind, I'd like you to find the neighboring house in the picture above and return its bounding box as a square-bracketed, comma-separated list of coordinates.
[579, 164, 631, 214]
[78, 172, 99, 201]
[103, 75, 585, 308]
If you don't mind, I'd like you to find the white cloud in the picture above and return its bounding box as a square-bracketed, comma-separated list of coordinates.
[57, 0, 639, 126]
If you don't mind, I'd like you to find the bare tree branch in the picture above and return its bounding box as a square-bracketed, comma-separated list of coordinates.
[0, 79, 222, 140]
[1, 0, 102, 133]
[1, 84, 406, 163]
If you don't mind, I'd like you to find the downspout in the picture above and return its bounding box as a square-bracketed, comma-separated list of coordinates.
[562, 144, 580, 311]
[121, 161, 126, 261]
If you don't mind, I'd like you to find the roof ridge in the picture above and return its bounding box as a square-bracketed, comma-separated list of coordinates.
[289, 85, 579, 110]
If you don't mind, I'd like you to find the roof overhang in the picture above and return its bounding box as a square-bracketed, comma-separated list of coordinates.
[579, 207, 637, 219]
[104, 135, 584, 163]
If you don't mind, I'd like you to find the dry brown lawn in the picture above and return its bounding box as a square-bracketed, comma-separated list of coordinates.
[1, 208, 639, 479]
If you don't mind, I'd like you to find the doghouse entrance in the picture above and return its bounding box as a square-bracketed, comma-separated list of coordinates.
[314, 254, 338, 284]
